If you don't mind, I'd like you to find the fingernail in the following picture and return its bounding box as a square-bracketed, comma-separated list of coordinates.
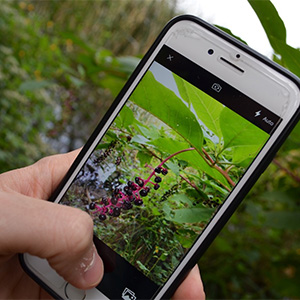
[78, 245, 103, 288]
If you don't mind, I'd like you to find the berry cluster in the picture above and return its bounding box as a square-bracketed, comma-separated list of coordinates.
[95, 140, 119, 165]
[89, 165, 168, 221]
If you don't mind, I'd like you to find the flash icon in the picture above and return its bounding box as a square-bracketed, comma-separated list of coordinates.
[254, 110, 261, 117]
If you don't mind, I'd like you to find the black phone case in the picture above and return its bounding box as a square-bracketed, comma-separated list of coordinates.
[20, 14, 300, 299]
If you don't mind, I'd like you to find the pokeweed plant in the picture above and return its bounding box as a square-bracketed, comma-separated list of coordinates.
[62, 68, 269, 285]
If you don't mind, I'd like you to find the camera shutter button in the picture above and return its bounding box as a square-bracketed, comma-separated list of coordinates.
[64, 283, 86, 300]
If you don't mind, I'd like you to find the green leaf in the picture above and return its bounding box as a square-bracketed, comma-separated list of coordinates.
[169, 193, 193, 205]
[157, 252, 168, 262]
[114, 105, 134, 129]
[151, 206, 160, 216]
[116, 56, 140, 75]
[248, 0, 300, 77]
[60, 32, 94, 53]
[271, 41, 300, 78]
[150, 137, 190, 155]
[165, 161, 180, 176]
[137, 150, 152, 167]
[130, 71, 204, 153]
[167, 207, 215, 224]
[135, 124, 160, 140]
[66, 75, 85, 88]
[248, 0, 286, 49]
[19, 80, 53, 92]
[174, 73, 224, 138]
[215, 25, 248, 45]
[95, 143, 111, 150]
[131, 134, 149, 145]
[95, 49, 113, 65]
[100, 75, 125, 97]
[136, 260, 150, 272]
[175, 229, 197, 248]
[219, 107, 269, 162]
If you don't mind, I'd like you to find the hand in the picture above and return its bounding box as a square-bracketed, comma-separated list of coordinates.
[0, 151, 205, 299]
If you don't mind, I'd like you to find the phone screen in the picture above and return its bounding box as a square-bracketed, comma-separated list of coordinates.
[59, 45, 281, 299]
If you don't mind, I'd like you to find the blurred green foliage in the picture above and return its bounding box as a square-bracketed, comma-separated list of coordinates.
[0, 0, 299, 298]
[0, 0, 175, 170]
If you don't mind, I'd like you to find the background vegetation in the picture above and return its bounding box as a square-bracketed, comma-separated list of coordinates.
[0, 0, 299, 298]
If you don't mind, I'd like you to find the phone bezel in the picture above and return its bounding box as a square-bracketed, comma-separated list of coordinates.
[20, 15, 300, 299]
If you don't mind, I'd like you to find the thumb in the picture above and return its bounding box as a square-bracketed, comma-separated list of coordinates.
[0, 191, 103, 289]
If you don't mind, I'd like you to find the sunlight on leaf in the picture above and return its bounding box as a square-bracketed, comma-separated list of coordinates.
[130, 71, 204, 152]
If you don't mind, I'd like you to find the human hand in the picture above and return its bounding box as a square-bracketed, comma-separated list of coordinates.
[0, 151, 205, 299]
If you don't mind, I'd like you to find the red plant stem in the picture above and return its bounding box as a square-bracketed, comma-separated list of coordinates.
[202, 148, 235, 187]
[145, 148, 195, 184]
[161, 147, 196, 166]
[146, 146, 235, 190]
[179, 174, 200, 191]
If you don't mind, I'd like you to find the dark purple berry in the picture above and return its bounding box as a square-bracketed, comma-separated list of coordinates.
[99, 214, 107, 221]
[134, 199, 143, 206]
[126, 188, 133, 196]
[162, 168, 168, 175]
[111, 197, 118, 205]
[89, 202, 96, 210]
[137, 179, 144, 187]
[155, 176, 162, 183]
[154, 184, 160, 190]
[144, 186, 150, 193]
[155, 167, 162, 173]
[131, 184, 137, 191]
[127, 181, 134, 187]
[114, 188, 120, 195]
[102, 197, 108, 205]
[123, 201, 133, 210]
[127, 136, 132, 142]
[113, 207, 121, 217]
[140, 189, 148, 197]
[124, 186, 129, 192]
[115, 157, 121, 165]
[135, 177, 140, 184]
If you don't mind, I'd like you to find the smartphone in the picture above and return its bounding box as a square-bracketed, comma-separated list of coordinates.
[20, 15, 300, 300]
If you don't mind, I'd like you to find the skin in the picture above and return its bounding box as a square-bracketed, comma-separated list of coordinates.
[0, 150, 205, 299]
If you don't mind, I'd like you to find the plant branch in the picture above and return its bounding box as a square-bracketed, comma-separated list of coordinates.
[179, 174, 201, 192]
[273, 158, 300, 183]
[202, 148, 236, 187]
[141, 144, 161, 160]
